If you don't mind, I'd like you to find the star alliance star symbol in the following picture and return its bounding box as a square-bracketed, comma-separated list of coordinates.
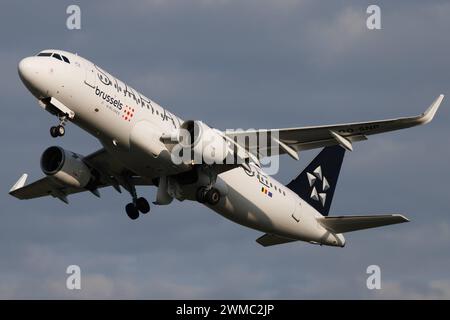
[306, 165, 329, 207]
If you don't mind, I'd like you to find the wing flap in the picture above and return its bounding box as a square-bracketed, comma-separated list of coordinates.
[317, 214, 409, 234]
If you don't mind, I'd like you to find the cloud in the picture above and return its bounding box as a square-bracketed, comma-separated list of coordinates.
[306, 6, 367, 63]
[374, 280, 450, 299]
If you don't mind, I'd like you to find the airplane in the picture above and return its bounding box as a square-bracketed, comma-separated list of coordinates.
[9, 49, 444, 247]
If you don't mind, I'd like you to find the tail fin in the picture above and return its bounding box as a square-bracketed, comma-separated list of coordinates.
[286, 145, 345, 216]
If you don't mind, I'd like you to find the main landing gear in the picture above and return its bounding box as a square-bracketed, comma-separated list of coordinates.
[125, 181, 150, 220]
[125, 197, 150, 220]
[50, 115, 67, 138]
[196, 187, 221, 205]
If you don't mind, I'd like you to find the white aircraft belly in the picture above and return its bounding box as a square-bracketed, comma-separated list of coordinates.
[208, 168, 291, 235]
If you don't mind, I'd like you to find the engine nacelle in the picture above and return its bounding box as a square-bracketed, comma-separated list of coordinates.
[176, 120, 230, 165]
[40, 146, 93, 188]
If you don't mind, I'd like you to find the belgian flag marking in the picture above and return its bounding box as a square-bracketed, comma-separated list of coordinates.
[261, 186, 272, 198]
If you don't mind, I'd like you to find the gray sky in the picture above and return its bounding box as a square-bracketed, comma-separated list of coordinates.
[1, 0, 450, 299]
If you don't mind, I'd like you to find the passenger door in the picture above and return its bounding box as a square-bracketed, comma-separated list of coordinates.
[291, 202, 301, 223]
[83, 61, 96, 89]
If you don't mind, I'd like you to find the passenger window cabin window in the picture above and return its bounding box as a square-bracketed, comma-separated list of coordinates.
[37, 52, 52, 57]
[52, 53, 62, 61]
[62, 56, 70, 63]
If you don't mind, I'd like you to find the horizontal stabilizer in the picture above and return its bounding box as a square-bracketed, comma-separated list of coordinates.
[317, 214, 409, 234]
[256, 233, 297, 247]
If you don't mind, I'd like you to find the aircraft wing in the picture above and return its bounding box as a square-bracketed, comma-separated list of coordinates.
[225, 95, 444, 159]
[9, 148, 153, 203]
[317, 214, 409, 234]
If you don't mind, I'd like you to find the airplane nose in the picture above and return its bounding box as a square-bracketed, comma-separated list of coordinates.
[18, 57, 35, 83]
[18, 57, 45, 97]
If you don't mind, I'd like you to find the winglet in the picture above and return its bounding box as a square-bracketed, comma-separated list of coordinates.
[418, 94, 444, 124]
[9, 173, 28, 193]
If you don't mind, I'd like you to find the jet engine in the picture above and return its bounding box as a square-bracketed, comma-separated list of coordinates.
[175, 120, 230, 165]
[40, 146, 93, 188]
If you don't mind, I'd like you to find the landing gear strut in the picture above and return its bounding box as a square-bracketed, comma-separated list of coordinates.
[124, 179, 150, 220]
[196, 187, 221, 205]
[50, 114, 68, 138]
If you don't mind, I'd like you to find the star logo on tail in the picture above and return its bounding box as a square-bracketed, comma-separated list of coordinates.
[306, 165, 330, 207]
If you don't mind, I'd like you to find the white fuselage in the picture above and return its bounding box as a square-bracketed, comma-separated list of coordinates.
[18, 49, 345, 247]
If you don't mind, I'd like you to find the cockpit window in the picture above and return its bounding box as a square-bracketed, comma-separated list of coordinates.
[52, 53, 62, 61]
[36, 52, 71, 64]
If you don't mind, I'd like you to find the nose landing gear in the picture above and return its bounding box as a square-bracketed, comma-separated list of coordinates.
[50, 125, 65, 138]
[50, 115, 67, 138]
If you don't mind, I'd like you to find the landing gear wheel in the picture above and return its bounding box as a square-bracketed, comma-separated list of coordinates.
[136, 197, 150, 214]
[50, 125, 65, 137]
[206, 188, 221, 205]
[125, 203, 139, 220]
[56, 125, 65, 137]
[196, 187, 208, 203]
[50, 126, 58, 138]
